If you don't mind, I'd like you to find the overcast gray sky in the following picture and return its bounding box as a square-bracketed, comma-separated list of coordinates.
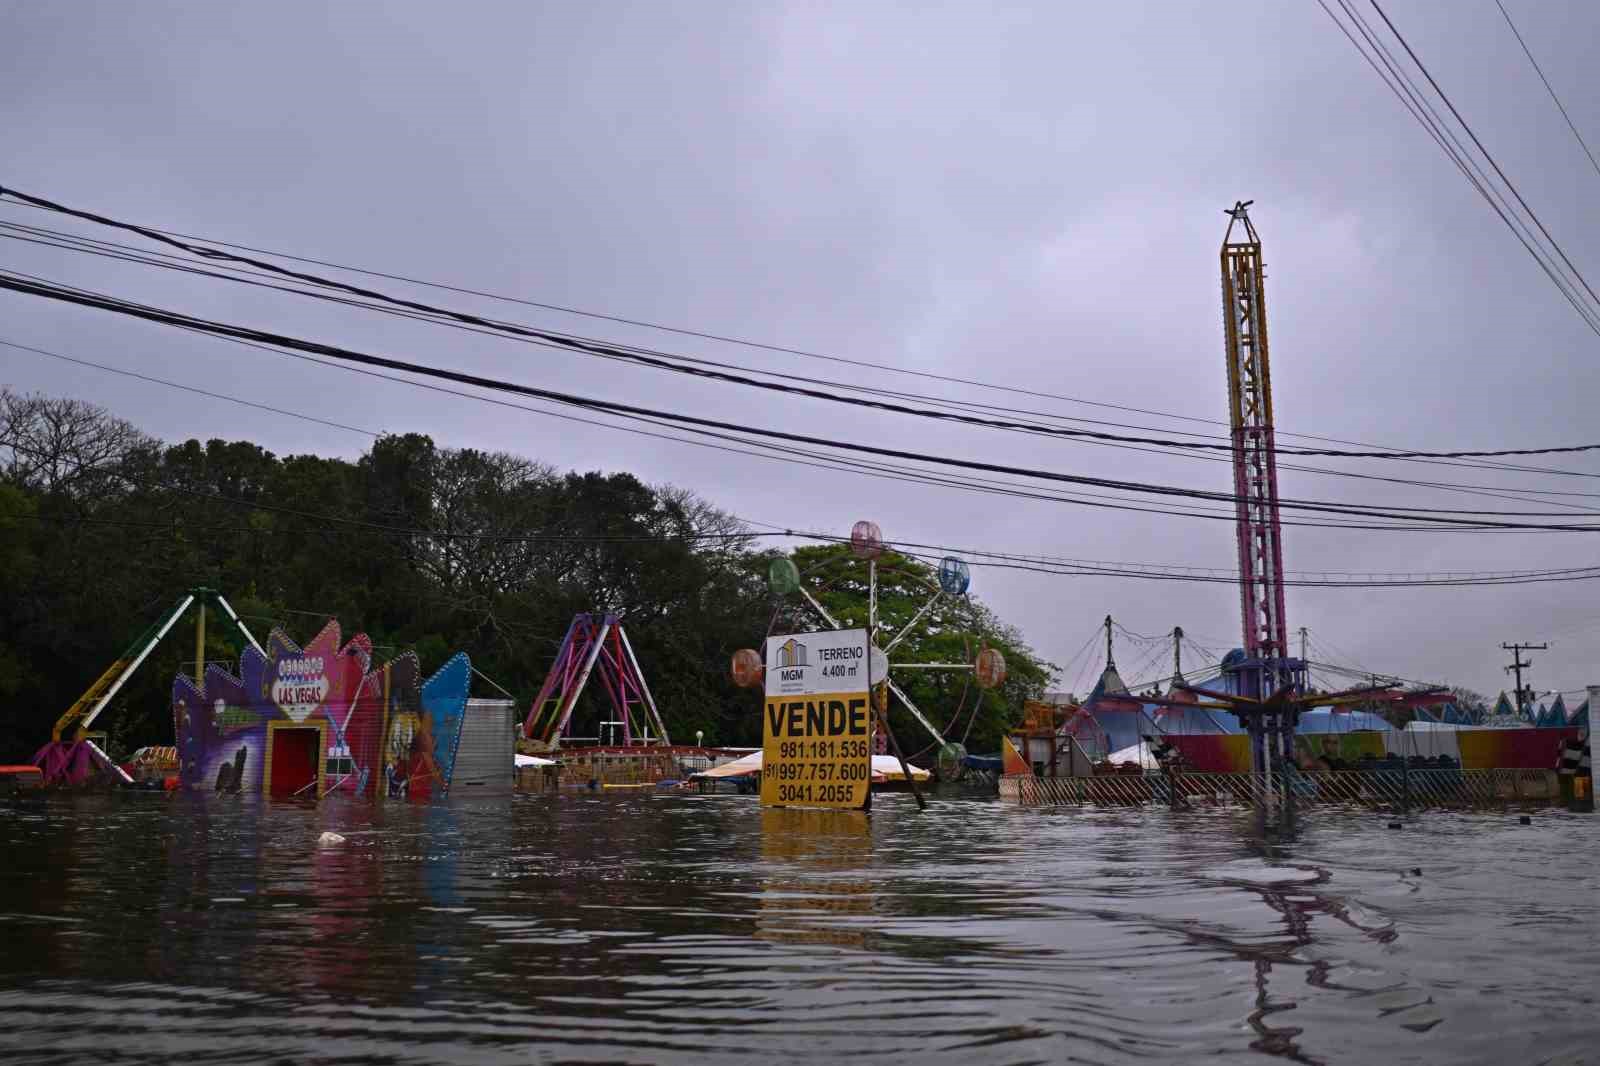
[3, 0, 1599, 703]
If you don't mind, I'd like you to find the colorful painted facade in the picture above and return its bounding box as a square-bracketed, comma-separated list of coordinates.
[171, 621, 471, 799]
[1163, 725, 1582, 774]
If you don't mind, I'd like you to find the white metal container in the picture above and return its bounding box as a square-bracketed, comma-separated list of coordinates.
[449, 698, 516, 793]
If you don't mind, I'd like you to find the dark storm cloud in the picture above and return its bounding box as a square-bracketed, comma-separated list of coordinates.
[2, 0, 1598, 700]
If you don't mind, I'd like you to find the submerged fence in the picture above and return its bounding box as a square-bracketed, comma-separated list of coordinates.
[1000, 767, 1565, 810]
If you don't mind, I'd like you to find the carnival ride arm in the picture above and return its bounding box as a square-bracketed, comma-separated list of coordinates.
[54, 592, 198, 741]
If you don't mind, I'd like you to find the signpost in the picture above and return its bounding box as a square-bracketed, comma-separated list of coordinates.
[762, 628, 873, 809]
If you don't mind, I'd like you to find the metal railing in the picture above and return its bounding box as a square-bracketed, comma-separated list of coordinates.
[999, 768, 1564, 810]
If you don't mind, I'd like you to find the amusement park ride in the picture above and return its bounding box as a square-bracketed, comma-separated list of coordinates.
[512, 527, 1007, 786]
[34, 587, 264, 785]
[1135, 204, 1445, 793]
[520, 612, 670, 749]
[731, 523, 1007, 775]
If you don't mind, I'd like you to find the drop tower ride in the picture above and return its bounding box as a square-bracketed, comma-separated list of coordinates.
[1219, 202, 1306, 772]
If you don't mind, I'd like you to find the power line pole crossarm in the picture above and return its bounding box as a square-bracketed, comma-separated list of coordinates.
[1502, 641, 1548, 718]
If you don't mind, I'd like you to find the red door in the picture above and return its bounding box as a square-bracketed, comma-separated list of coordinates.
[269, 728, 319, 798]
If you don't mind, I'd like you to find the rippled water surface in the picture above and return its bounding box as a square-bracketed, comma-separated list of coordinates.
[1, 790, 1596, 1064]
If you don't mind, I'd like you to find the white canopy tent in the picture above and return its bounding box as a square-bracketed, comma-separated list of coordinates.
[688, 751, 931, 782]
[690, 750, 764, 779]
[1107, 740, 1160, 770]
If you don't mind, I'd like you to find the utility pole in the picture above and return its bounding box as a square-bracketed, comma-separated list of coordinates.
[1503, 642, 1547, 718]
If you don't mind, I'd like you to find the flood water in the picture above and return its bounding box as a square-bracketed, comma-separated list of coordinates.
[0, 790, 1595, 1064]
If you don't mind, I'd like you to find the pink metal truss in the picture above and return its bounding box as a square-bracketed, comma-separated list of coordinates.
[522, 613, 670, 746]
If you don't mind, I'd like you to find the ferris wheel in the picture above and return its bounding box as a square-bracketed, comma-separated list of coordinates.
[732, 520, 1006, 776]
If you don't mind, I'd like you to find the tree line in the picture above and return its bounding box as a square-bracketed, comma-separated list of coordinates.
[0, 389, 1052, 763]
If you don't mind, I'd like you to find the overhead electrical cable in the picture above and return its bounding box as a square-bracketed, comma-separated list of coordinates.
[1335, 0, 1600, 338]
[1494, 0, 1600, 184]
[1318, 0, 1600, 337]
[20, 227, 1600, 510]
[0, 194, 1322, 433]
[12, 208, 1600, 496]
[23, 216, 1592, 463]
[12, 195, 1596, 493]
[8, 185, 1600, 465]
[9, 260, 1600, 528]
[1317, 0, 1600, 338]
[21, 317, 1600, 566]
[1366, 0, 1600, 316]
[0, 337, 382, 439]
[11, 317, 1481, 534]
[1335, 0, 1600, 337]
[0, 315, 1372, 532]
[13, 269, 1600, 532]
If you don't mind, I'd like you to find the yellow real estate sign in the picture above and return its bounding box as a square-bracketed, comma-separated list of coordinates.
[761, 628, 872, 809]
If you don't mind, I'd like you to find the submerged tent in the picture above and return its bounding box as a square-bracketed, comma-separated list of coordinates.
[869, 755, 932, 782]
[1297, 708, 1393, 733]
[1107, 740, 1160, 769]
[514, 753, 556, 769]
[691, 751, 763, 779]
[1537, 695, 1569, 728]
[1088, 660, 1130, 702]
[1079, 659, 1167, 754]
[1083, 697, 1161, 755]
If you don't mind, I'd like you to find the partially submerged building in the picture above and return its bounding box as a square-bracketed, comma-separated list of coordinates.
[171, 621, 511, 799]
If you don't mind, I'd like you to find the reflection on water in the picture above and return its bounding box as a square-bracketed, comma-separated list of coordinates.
[758, 808, 875, 951]
[0, 792, 1595, 1064]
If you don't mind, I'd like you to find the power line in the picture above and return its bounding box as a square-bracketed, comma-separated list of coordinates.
[16, 195, 1600, 499]
[15, 210, 1600, 507]
[12, 321, 1436, 533]
[1367, 0, 1600, 314]
[24, 267, 1600, 535]
[15, 346, 1600, 587]
[0, 193, 1314, 434]
[11, 184, 1600, 466]
[1493, 0, 1600, 186]
[1350, 0, 1600, 334]
[21, 269, 1600, 532]
[0, 215, 1241, 443]
[0, 338, 383, 439]
[1317, 0, 1600, 339]
[22, 223, 1600, 511]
